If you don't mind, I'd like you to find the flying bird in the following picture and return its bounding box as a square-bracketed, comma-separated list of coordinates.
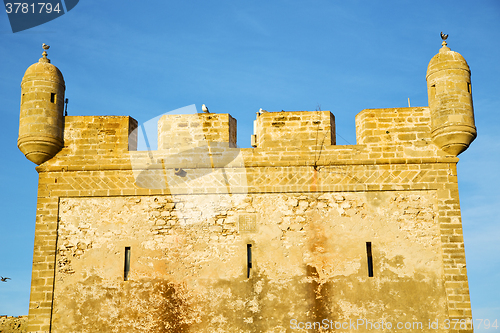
[440, 32, 448, 40]
[42, 43, 50, 50]
[202, 104, 210, 113]
[1, 277, 11, 282]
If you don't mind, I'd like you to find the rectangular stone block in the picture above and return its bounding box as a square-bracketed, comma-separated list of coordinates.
[255, 111, 335, 148]
[158, 113, 237, 149]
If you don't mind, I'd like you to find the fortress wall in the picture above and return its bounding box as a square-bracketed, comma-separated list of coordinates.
[19, 39, 476, 333]
[26, 110, 473, 333]
[51, 191, 446, 333]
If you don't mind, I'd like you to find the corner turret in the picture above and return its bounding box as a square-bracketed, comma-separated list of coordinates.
[18, 44, 65, 165]
[426, 34, 477, 156]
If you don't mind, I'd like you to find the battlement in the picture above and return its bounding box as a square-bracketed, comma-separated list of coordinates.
[46, 108, 440, 163]
[31, 108, 458, 181]
[44, 108, 439, 160]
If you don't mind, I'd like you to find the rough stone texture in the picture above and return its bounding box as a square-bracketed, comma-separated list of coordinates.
[19, 43, 476, 333]
[0, 316, 28, 333]
[52, 192, 447, 333]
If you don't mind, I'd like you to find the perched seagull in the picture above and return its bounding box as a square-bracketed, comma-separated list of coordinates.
[42, 43, 50, 50]
[258, 108, 268, 115]
[202, 104, 210, 113]
[0, 277, 11, 282]
[440, 32, 448, 40]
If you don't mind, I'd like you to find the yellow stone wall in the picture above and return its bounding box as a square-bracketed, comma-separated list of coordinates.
[25, 110, 473, 333]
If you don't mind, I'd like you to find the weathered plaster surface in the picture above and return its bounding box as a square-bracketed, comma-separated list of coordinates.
[53, 191, 445, 332]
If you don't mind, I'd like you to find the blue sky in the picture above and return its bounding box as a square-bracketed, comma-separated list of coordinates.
[1, 0, 499, 329]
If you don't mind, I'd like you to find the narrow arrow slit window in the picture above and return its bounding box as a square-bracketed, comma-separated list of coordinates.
[247, 244, 252, 278]
[124, 247, 131, 281]
[366, 242, 374, 277]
